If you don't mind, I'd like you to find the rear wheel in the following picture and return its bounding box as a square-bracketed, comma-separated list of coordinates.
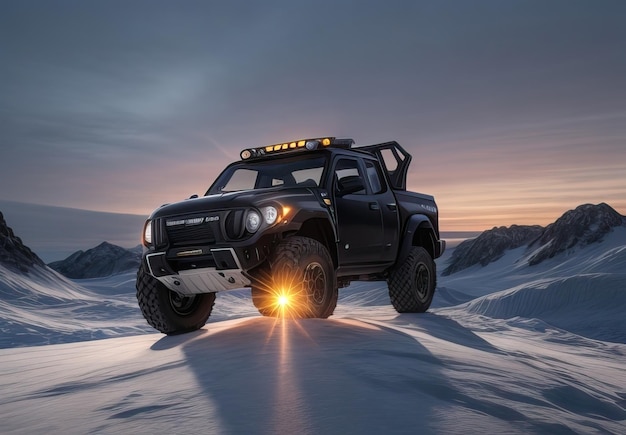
[388, 247, 436, 313]
[251, 236, 337, 318]
[136, 264, 215, 334]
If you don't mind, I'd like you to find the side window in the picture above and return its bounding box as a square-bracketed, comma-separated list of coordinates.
[334, 158, 366, 195]
[365, 160, 385, 194]
[379, 148, 399, 172]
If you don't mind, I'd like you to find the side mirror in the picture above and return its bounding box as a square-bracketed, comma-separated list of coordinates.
[188, 194, 199, 199]
[337, 176, 365, 196]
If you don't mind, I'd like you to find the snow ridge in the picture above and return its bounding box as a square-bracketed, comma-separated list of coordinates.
[0, 265, 152, 348]
[449, 274, 626, 342]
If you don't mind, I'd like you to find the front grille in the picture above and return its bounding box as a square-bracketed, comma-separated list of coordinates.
[156, 208, 247, 248]
[225, 209, 245, 239]
[165, 218, 217, 246]
[153, 218, 167, 248]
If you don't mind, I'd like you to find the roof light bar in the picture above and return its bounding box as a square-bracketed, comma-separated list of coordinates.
[240, 137, 354, 160]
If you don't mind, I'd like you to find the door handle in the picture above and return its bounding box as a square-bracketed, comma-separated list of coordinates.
[369, 202, 380, 211]
[387, 203, 397, 211]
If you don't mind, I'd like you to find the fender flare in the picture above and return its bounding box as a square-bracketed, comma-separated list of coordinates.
[290, 210, 339, 268]
[397, 214, 435, 263]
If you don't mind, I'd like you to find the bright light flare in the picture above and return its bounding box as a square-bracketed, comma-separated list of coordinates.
[252, 267, 313, 319]
[277, 294, 290, 307]
[281, 206, 291, 223]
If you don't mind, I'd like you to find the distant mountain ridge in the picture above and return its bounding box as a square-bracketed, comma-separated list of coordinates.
[443, 224, 543, 275]
[48, 242, 142, 279]
[0, 211, 45, 272]
[0, 199, 146, 263]
[1, 208, 141, 279]
[443, 203, 626, 275]
[526, 203, 625, 265]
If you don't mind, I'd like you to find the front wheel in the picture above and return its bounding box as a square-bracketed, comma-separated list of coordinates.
[136, 264, 215, 334]
[387, 247, 436, 313]
[251, 236, 338, 318]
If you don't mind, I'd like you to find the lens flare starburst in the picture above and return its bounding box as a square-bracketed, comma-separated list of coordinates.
[277, 294, 290, 307]
[251, 266, 315, 319]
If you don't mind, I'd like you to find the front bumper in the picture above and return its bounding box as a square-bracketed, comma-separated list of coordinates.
[146, 248, 251, 295]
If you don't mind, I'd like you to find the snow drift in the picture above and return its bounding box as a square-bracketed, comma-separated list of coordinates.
[0, 265, 152, 347]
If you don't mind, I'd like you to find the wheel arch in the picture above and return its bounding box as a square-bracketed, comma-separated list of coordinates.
[398, 214, 437, 263]
[294, 218, 338, 268]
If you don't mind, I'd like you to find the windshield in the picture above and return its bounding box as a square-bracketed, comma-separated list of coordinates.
[208, 155, 327, 194]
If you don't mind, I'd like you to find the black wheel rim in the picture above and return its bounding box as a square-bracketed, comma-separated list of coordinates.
[303, 262, 327, 306]
[414, 263, 430, 302]
[169, 291, 198, 316]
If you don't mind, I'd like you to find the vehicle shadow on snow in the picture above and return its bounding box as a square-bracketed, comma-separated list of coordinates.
[148, 316, 555, 434]
[178, 317, 446, 434]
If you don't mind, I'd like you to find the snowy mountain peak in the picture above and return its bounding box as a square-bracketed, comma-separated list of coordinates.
[0, 211, 45, 273]
[444, 203, 625, 274]
[442, 224, 543, 275]
[527, 203, 625, 265]
[48, 241, 141, 279]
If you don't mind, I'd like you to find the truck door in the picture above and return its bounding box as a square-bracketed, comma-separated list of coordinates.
[332, 157, 388, 265]
[363, 159, 399, 263]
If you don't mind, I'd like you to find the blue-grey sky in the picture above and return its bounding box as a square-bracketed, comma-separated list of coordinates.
[1, 0, 625, 230]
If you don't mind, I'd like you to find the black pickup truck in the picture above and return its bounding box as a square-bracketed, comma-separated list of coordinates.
[137, 137, 445, 334]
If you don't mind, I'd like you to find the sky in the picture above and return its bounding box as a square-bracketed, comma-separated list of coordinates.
[1, 0, 625, 231]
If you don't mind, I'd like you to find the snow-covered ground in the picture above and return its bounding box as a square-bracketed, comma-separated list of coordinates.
[1, 230, 625, 433]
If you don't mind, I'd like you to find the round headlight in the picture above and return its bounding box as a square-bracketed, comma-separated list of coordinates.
[143, 220, 152, 245]
[246, 211, 261, 233]
[263, 206, 278, 225]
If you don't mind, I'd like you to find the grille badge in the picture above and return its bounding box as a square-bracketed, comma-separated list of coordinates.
[166, 216, 219, 227]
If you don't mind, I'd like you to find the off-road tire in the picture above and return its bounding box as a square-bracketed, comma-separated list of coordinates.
[136, 264, 215, 334]
[252, 236, 338, 318]
[251, 285, 274, 316]
[388, 246, 436, 313]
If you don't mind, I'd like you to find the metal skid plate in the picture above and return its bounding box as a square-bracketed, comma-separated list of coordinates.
[156, 268, 250, 295]
[147, 249, 251, 295]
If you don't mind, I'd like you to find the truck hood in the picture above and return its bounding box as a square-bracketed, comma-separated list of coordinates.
[149, 187, 322, 219]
